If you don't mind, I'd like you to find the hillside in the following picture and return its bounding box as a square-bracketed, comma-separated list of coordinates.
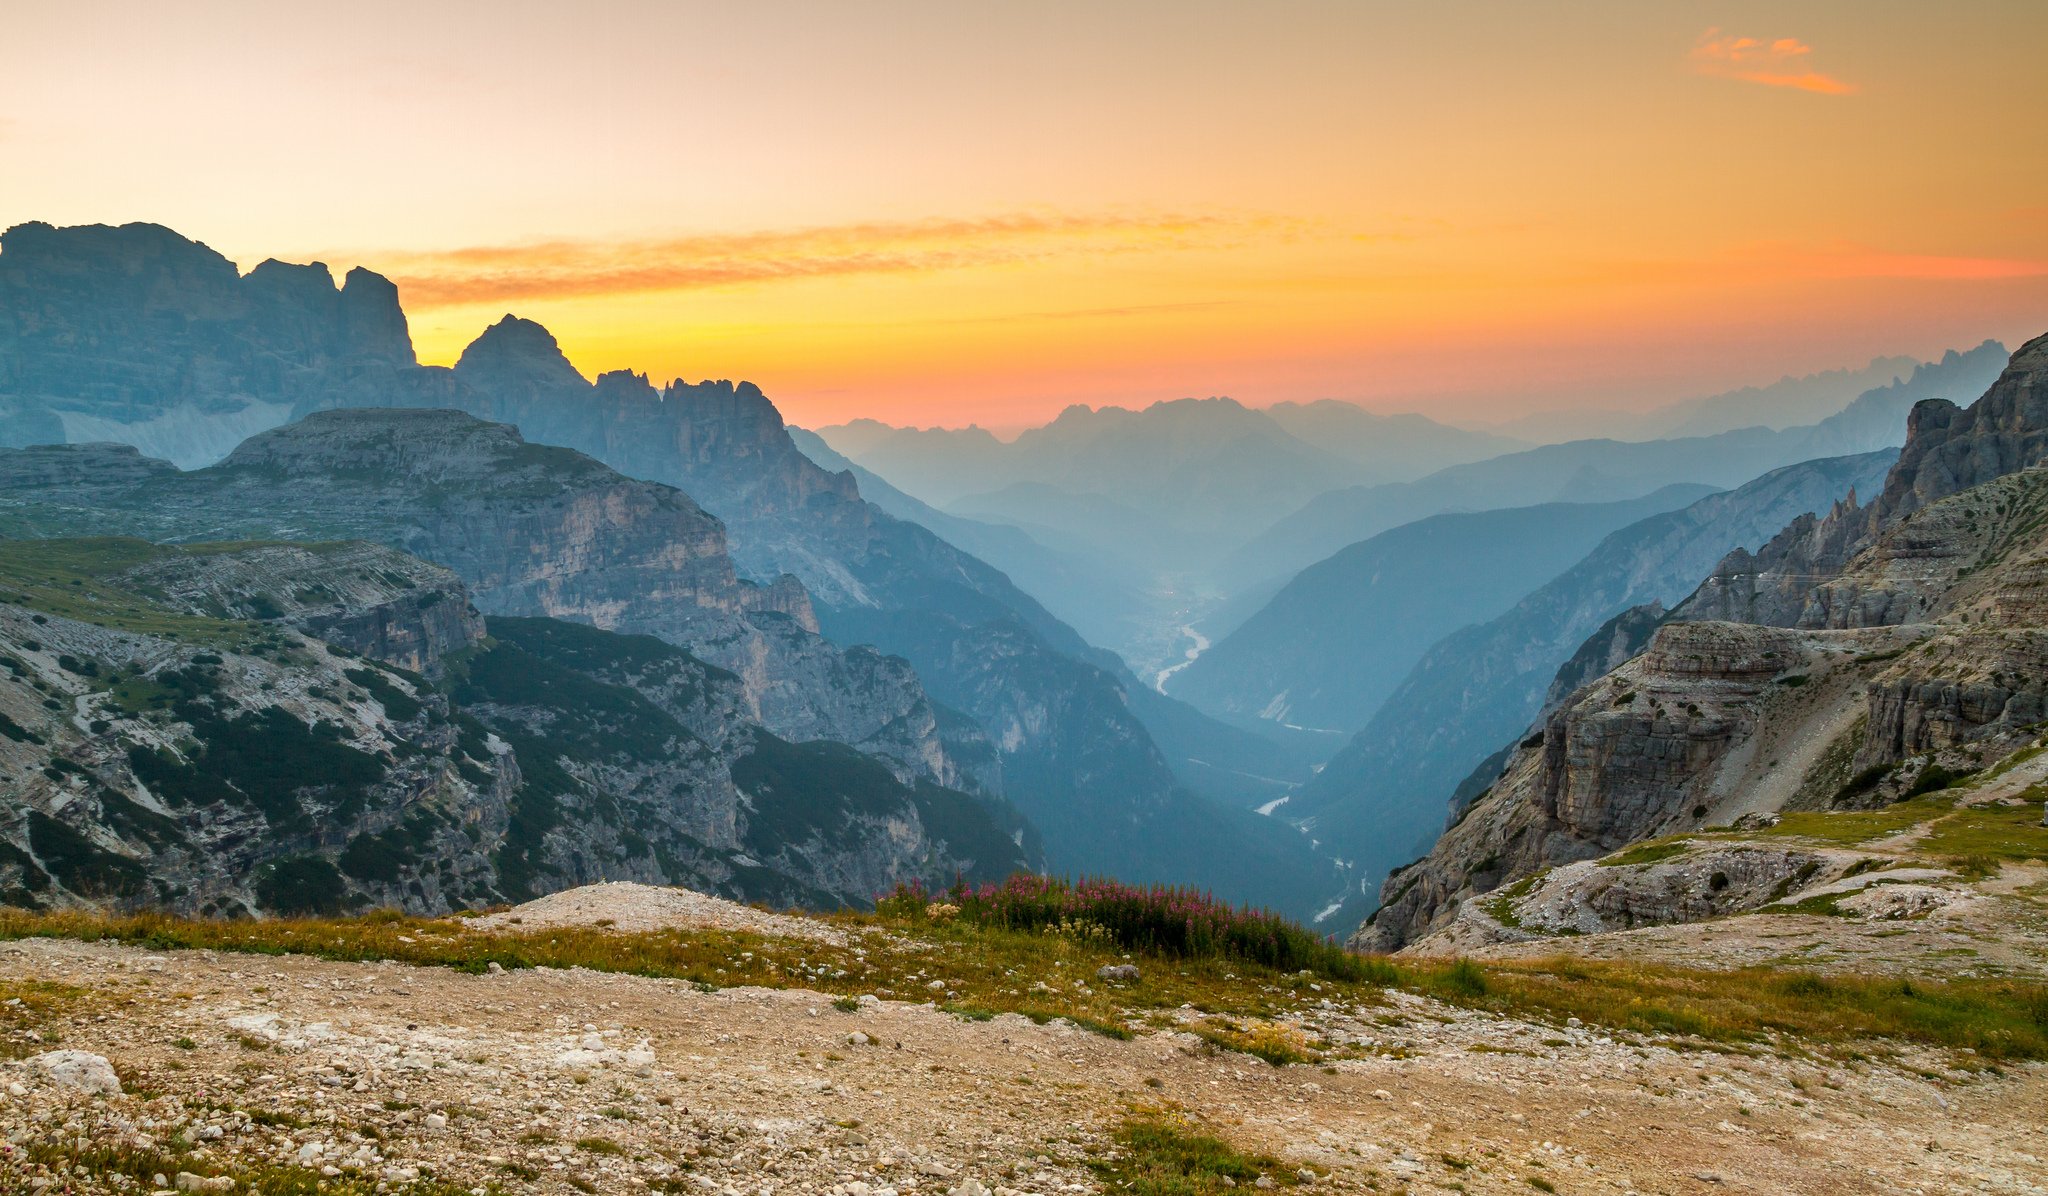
[1288, 450, 1896, 898]
[1232, 342, 2011, 589]
[0, 221, 1336, 918]
[1167, 485, 1715, 735]
[0, 539, 1027, 916]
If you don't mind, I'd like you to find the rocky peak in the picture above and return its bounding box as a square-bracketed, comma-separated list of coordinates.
[594, 369, 660, 405]
[454, 315, 589, 394]
[340, 267, 416, 365]
[1874, 332, 2048, 524]
[0, 220, 241, 294]
[1676, 336, 2045, 628]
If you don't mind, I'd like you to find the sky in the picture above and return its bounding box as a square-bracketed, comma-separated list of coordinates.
[4, 1, 2046, 430]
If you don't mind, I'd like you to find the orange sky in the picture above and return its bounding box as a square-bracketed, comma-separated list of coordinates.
[4, 1, 2046, 428]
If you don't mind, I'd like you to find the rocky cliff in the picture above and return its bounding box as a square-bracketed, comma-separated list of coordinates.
[1359, 462, 2048, 951]
[0, 539, 1030, 915]
[0, 221, 415, 464]
[1681, 333, 2048, 627]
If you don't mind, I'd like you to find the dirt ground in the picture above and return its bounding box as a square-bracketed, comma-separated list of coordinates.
[2, 931, 2042, 1196]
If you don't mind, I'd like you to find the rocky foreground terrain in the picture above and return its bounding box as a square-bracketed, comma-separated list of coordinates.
[2, 881, 2045, 1196]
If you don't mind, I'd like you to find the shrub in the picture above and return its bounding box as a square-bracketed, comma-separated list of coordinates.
[882, 874, 1367, 979]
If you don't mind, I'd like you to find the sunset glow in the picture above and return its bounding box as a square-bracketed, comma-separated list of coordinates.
[5, 1, 2044, 428]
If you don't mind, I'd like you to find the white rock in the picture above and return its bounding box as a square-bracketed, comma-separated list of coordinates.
[34, 1050, 121, 1096]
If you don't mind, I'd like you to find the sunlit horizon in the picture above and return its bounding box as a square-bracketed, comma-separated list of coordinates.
[6, 1, 2045, 429]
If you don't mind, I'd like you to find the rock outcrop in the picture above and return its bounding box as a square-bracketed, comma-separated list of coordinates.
[1359, 461, 2048, 952]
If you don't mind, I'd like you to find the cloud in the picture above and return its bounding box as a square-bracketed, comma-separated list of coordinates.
[343, 212, 1272, 309]
[1690, 29, 1857, 95]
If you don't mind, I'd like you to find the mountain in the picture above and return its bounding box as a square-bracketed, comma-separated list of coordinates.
[1261, 401, 1526, 477]
[789, 427, 1157, 669]
[820, 397, 1522, 578]
[0, 221, 1335, 916]
[0, 538, 1029, 916]
[1478, 353, 1924, 444]
[1287, 449, 1896, 901]
[427, 321, 1338, 913]
[1233, 342, 2011, 589]
[1357, 331, 2048, 951]
[0, 221, 414, 466]
[1166, 485, 1717, 735]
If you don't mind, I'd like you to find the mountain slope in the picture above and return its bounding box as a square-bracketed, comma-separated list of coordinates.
[1168, 485, 1716, 735]
[1289, 450, 1895, 898]
[0, 413, 975, 793]
[0, 538, 1028, 916]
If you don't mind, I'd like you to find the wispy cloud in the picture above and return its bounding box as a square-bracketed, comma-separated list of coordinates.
[343, 212, 1274, 309]
[1689, 29, 1857, 95]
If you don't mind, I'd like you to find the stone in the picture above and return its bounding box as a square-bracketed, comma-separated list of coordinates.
[33, 1050, 120, 1095]
[1095, 964, 1140, 985]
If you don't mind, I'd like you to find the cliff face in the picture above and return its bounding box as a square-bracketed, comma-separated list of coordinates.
[0, 222, 415, 464]
[0, 411, 974, 792]
[1680, 334, 2048, 628]
[1358, 464, 2048, 952]
[0, 540, 1030, 916]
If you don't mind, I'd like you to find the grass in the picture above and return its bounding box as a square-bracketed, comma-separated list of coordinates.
[6, 877, 2046, 1067]
[0, 904, 1380, 1045]
[9, 1125, 474, 1195]
[1750, 794, 1957, 847]
[1088, 1115, 1300, 1196]
[1482, 872, 1544, 929]
[0, 537, 270, 647]
[1918, 794, 2048, 861]
[883, 875, 1378, 981]
[1189, 1020, 1317, 1066]
[1598, 839, 1694, 868]
[0, 978, 91, 1058]
[1396, 956, 2048, 1062]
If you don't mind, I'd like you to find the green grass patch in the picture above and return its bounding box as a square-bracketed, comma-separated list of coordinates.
[1397, 956, 2048, 1062]
[1089, 1115, 1300, 1196]
[1598, 839, 1693, 867]
[0, 538, 259, 646]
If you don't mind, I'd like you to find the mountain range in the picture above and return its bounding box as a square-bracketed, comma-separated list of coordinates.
[1228, 342, 2010, 590]
[1165, 484, 1719, 735]
[0, 220, 1338, 919]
